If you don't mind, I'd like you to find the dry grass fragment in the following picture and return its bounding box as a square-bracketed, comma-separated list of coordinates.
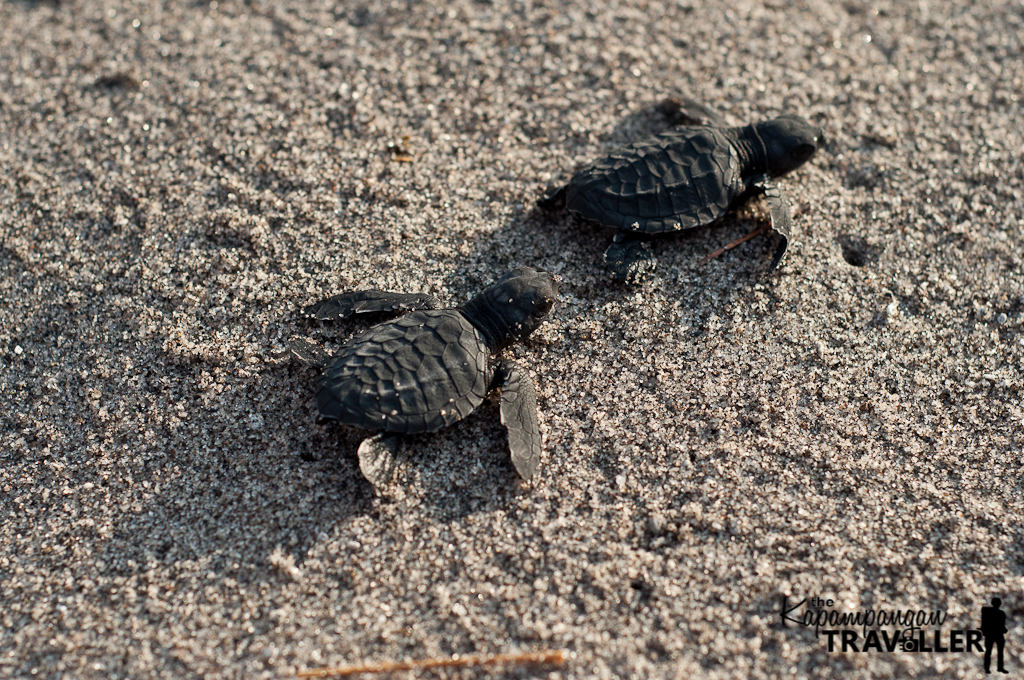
[697, 225, 768, 266]
[296, 649, 568, 678]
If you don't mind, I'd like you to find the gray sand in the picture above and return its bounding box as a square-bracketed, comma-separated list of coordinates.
[2, 0, 1022, 677]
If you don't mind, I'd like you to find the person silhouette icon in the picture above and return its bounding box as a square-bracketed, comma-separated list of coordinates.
[980, 597, 1009, 674]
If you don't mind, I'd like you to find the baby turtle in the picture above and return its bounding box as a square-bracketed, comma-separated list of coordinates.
[292, 268, 559, 487]
[540, 99, 824, 281]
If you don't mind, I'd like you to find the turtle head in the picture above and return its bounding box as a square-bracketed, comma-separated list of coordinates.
[756, 114, 824, 177]
[464, 267, 560, 349]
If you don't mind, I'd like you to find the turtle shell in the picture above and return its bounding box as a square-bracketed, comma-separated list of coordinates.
[564, 126, 745, 234]
[316, 310, 490, 434]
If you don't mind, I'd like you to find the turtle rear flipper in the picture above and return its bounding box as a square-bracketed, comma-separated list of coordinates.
[495, 360, 542, 480]
[537, 185, 567, 212]
[753, 175, 792, 270]
[305, 291, 441, 321]
[357, 433, 406, 487]
[288, 338, 332, 369]
[660, 97, 727, 127]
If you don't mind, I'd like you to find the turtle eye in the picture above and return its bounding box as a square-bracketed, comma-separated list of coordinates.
[791, 143, 816, 162]
[532, 299, 553, 318]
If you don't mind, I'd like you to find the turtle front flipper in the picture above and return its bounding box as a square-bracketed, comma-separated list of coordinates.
[305, 291, 442, 321]
[494, 360, 542, 480]
[604, 232, 656, 283]
[753, 175, 792, 270]
[660, 97, 728, 127]
[357, 433, 406, 487]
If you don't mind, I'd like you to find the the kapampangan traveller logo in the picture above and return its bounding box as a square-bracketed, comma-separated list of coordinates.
[981, 598, 1010, 674]
[781, 595, 1011, 673]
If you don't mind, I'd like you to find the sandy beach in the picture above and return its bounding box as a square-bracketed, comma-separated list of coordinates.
[2, 0, 1022, 677]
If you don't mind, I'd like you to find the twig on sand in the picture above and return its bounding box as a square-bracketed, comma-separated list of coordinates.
[296, 649, 568, 678]
[697, 225, 768, 266]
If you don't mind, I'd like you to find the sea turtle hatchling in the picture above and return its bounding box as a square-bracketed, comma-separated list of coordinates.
[540, 99, 824, 281]
[291, 268, 559, 487]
